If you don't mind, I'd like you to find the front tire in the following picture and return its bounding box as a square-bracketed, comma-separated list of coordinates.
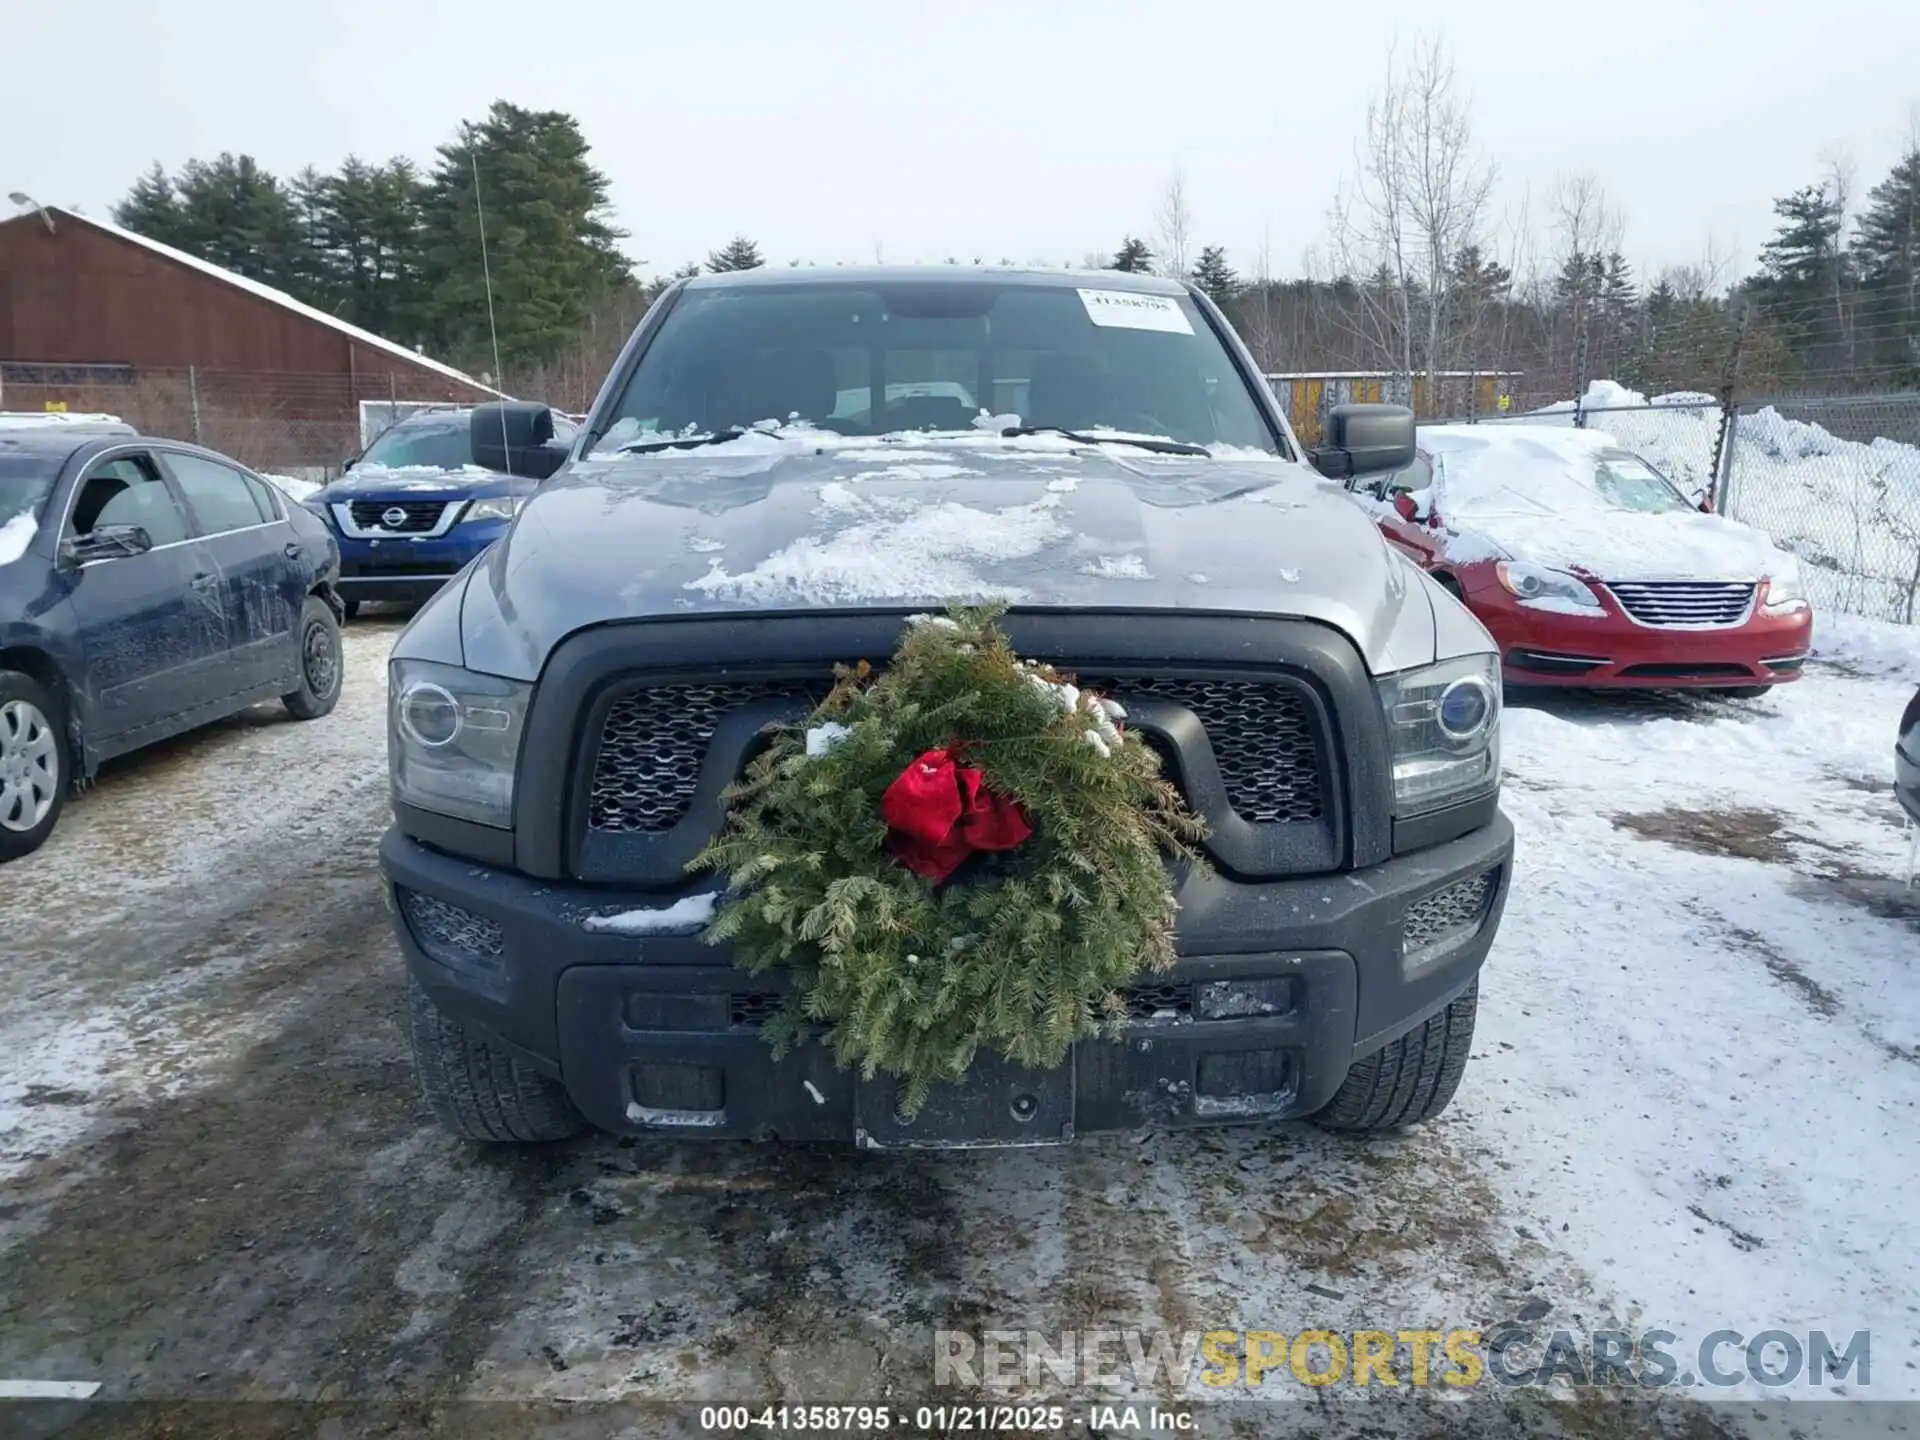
[406, 978, 587, 1143]
[282, 595, 343, 720]
[0, 671, 69, 865]
[341, 599, 360, 621]
[1313, 979, 1478, 1132]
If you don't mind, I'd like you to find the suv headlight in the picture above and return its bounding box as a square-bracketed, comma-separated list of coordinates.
[389, 658, 531, 827]
[464, 496, 523, 523]
[1762, 556, 1807, 612]
[1495, 560, 1603, 613]
[1376, 653, 1501, 816]
[300, 499, 333, 526]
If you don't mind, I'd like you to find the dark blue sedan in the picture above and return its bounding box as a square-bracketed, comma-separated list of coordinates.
[0, 422, 344, 862]
[302, 406, 574, 616]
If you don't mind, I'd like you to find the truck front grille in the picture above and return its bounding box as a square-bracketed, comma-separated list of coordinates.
[589, 680, 828, 834]
[1079, 676, 1324, 823]
[1605, 580, 1755, 627]
[586, 673, 1325, 835]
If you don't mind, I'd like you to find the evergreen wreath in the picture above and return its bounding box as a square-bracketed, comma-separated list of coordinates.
[691, 606, 1208, 1118]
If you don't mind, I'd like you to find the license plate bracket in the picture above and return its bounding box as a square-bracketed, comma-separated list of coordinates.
[854, 1051, 1075, 1150]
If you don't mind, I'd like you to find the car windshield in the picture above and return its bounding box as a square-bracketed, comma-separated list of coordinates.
[1432, 435, 1692, 519]
[0, 453, 61, 523]
[595, 280, 1282, 455]
[1592, 453, 1692, 513]
[359, 417, 471, 470]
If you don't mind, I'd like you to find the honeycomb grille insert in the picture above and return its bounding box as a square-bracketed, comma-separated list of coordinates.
[1088, 676, 1325, 823]
[1402, 869, 1497, 957]
[589, 680, 827, 834]
[399, 889, 504, 962]
[585, 672, 1326, 834]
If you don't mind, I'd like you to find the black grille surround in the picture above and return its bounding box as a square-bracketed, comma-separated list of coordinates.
[1605, 580, 1756, 627]
[348, 499, 448, 533]
[512, 613, 1398, 888]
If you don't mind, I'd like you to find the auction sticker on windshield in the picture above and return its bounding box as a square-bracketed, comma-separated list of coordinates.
[1077, 288, 1194, 334]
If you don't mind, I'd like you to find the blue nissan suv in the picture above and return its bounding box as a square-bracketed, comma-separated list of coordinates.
[302, 407, 575, 617]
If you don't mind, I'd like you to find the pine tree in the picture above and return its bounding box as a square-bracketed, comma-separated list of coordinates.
[707, 235, 763, 272]
[418, 101, 631, 380]
[113, 163, 186, 248]
[1110, 236, 1154, 273]
[1757, 185, 1846, 292]
[1190, 245, 1238, 306]
[1854, 145, 1920, 380]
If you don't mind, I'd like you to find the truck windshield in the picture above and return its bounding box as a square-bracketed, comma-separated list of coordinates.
[597, 281, 1283, 456]
[0, 454, 60, 523]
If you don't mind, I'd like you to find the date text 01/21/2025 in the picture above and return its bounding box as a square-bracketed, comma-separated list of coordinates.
[697, 1403, 1196, 1432]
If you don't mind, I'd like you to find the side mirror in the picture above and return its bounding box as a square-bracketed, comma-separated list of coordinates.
[1308, 403, 1416, 481]
[471, 402, 569, 480]
[1392, 492, 1420, 523]
[59, 524, 153, 567]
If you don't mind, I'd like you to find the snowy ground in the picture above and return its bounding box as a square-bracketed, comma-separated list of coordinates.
[0, 615, 1916, 1436]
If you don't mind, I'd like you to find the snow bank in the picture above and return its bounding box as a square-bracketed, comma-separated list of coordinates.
[0, 509, 35, 566]
[261, 473, 321, 501]
[1812, 610, 1920, 681]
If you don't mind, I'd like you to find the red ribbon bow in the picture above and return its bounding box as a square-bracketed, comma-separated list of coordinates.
[880, 747, 1033, 883]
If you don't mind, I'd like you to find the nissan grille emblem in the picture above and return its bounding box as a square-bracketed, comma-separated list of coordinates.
[381, 506, 409, 529]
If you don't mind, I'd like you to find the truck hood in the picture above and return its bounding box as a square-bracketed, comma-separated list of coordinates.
[450, 436, 1465, 681]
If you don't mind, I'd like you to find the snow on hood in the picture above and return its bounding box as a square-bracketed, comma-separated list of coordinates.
[0, 509, 36, 566]
[442, 440, 1456, 683]
[1423, 424, 1793, 582]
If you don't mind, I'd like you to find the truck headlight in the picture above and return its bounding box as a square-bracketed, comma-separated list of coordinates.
[463, 496, 523, 522]
[388, 658, 531, 827]
[1376, 653, 1501, 816]
[1495, 560, 1603, 613]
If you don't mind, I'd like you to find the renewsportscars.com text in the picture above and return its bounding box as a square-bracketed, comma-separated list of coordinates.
[934, 1327, 1872, 1391]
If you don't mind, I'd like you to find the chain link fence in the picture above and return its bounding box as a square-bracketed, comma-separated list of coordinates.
[1719, 393, 1920, 624]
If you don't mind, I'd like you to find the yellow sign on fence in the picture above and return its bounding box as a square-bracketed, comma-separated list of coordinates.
[44, 400, 67, 413]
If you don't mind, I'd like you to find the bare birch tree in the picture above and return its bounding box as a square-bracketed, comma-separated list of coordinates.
[1155, 167, 1194, 281]
[1326, 33, 1496, 409]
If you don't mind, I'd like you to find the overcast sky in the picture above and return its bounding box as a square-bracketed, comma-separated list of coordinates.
[6, 0, 1916, 286]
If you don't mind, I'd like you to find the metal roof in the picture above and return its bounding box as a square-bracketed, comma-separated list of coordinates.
[24, 208, 504, 398]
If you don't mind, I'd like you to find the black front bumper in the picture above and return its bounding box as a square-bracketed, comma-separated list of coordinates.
[336, 569, 459, 604]
[381, 812, 1513, 1146]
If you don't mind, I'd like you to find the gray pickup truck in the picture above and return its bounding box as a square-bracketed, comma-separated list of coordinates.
[379, 266, 1512, 1150]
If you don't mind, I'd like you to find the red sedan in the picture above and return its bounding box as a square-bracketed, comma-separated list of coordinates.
[1349, 425, 1813, 695]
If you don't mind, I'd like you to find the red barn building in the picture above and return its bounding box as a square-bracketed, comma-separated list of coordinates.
[0, 204, 499, 469]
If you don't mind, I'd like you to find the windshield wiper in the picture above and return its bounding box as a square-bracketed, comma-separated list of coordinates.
[618, 427, 755, 455]
[999, 425, 1210, 457]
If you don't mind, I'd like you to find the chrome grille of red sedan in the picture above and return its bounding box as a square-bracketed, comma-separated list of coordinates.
[1605, 580, 1756, 627]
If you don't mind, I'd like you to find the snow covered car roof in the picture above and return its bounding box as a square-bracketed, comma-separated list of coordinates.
[0, 412, 136, 435]
[1415, 424, 1793, 584]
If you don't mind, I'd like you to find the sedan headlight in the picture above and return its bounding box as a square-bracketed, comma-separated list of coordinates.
[389, 658, 531, 827]
[1762, 556, 1807, 612]
[1495, 560, 1603, 613]
[463, 496, 523, 523]
[1376, 653, 1501, 816]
